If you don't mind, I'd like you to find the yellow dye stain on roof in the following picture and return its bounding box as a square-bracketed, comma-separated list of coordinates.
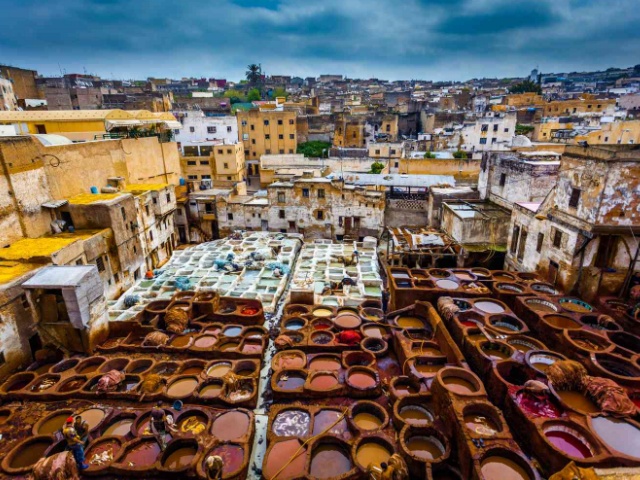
[0, 261, 40, 284]
[67, 192, 126, 205]
[124, 183, 169, 193]
[0, 232, 96, 262]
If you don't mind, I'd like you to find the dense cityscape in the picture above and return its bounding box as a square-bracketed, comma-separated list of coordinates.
[1, 3, 640, 479]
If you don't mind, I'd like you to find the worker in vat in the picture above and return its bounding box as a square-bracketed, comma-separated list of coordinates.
[150, 401, 168, 451]
[74, 415, 90, 446]
[205, 455, 224, 479]
[381, 287, 390, 313]
[62, 417, 89, 470]
[339, 275, 356, 295]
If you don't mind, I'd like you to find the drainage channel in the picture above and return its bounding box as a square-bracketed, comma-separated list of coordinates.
[247, 265, 297, 479]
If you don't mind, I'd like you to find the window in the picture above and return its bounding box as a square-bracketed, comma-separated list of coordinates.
[517, 229, 527, 262]
[207, 126, 217, 134]
[96, 256, 105, 272]
[289, 119, 294, 125]
[223, 162, 229, 169]
[120, 207, 126, 221]
[394, 162, 399, 168]
[504, 128, 509, 133]
[302, 188, 310, 198]
[318, 189, 325, 199]
[536, 233, 544, 253]
[493, 124, 498, 132]
[479, 138, 487, 144]
[21, 294, 29, 309]
[277, 192, 285, 203]
[217, 149, 223, 154]
[481, 124, 489, 132]
[316, 210, 324, 220]
[113, 273, 120, 284]
[188, 175, 198, 180]
[202, 174, 211, 179]
[227, 126, 232, 132]
[499, 173, 506, 186]
[243, 133, 249, 140]
[227, 213, 233, 220]
[149, 230, 154, 241]
[553, 229, 563, 248]
[338, 216, 343, 227]
[187, 160, 196, 166]
[189, 126, 195, 133]
[250, 125, 255, 131]
[375, 149, 381, 155]
[279, 149, 284, 154]
[166, 193, 171, 203]
[390, 149, 396, 155]
[278, 134, 283, 140]
[0, 352, 5, 367]
[289, 134, 294, 139]
[604, 137, 609, 142]
[491, 138, 497, 144]
[241, 120, 247, 126]
[145, 205, 150, 216]
[569, 188, 581, 208]
[227, 176, 231, 180]
[245, 150, 249, 157]
[227, 149, 232, 154]
[266, 149, 271, 154]
[278, 119, 283, 125]
[279, 209, 285, 219]
[289, 149, 294, 154]
[200, 160, 209, 165]
[264, 120, 270, 126]
[205, 203, 213, 213]
[251, 139, 256, 144]
[265, 134, 270, 140]
[510, 226, 520, 254]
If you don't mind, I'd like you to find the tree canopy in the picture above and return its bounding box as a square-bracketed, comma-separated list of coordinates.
[297, 141, 331, 158]
[246, 64, 262, 86]
[271, 87, 289, 100]
[370, 161, 385, 174]
[247, 88, 261, 102]
[509, 80, 542, 94]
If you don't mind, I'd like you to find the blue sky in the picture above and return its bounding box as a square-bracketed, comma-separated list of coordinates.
[1, 0, 639, 81]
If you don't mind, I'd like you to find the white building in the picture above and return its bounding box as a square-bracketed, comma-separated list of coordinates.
[174, 111, 238, 156]
[459, 111, 517, 152]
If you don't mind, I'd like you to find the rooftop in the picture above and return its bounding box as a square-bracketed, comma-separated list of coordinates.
[67, 192, 127, 205]
[0, 231, 99, 262]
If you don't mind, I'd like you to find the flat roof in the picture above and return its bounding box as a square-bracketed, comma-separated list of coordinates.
[68, 192, 127, 205]
[124, 183, 170, 193]
[0, 232, 99, 262]
[0, 261, 40, 285]
[0, 109, 133, 122]
[335, 173, 456, 188]
[23, 265, 97, 288]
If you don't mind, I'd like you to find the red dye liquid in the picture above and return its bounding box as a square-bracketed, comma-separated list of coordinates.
[515, 391, 563, 419]
[460, 321, 476, 327]
[207, 444, 244, 476]
[546, 431, 592, 459]
[241, 307, 259, 315]
[313, 323, 331, 330]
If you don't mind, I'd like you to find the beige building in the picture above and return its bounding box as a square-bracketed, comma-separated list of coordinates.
[542, 95, 616, 117]
[237, 109, 298, 162]
[0, 77, 18, 111]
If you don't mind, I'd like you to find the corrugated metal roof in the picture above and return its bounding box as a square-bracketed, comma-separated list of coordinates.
[42, 199, 68, 209]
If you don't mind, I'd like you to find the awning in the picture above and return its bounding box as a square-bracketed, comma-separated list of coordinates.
[105, 119, 143, 130]
[42, 199, 68, 209]
[164, 120, 182, 129]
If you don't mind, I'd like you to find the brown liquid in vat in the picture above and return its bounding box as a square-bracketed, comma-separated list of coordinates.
[480, 456, 531, 480]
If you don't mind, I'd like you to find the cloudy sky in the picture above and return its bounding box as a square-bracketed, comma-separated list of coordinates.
[2, 0, 639, 81]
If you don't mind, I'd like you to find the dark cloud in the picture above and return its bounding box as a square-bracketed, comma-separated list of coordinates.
[0, 0, 639, 81]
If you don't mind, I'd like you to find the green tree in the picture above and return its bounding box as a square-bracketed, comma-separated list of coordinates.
[297, 141, 331, 158]
[370, 161, 385, 174]
[224, 89, 246, 104]
[424, 151, 436, 159]
[271, 87, 289, 100]
[509, 80, 542, 94]
[515, 124, 535, 136]
[247, 88, 261, 102]
[246, 64, 262, 86]
[453, 150, 467, 159]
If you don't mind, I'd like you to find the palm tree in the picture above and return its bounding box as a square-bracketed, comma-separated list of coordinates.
[246, 64, 261, 86]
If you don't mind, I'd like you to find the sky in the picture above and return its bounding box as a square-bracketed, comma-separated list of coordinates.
[2, 0, 639, 82]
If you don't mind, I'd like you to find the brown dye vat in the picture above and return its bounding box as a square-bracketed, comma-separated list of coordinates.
[593, 353, 640, 379]
[397, 315, 425, 329]
[207, 362, 232, 377]
[493, 272, 517, 281]
[309, 356, 341, 371]
[475, 300, 505, 314]
[51, 358, 79, 373]
[199, 382, 223, 398]
[559, 298, 592, 313]
[463, 414, 499, 436]
[38, 412, 70, 435]
[568, 333, 610, 352]
[242, 339, 263, 354]
[506, 337, 544, 353]
[86, 438, 121, 467]
[212, 411, 250, 441]
[206, 444, 245, 477]
[313, 410, 348, 435]
[591, 416, 640, 459]
[399, 406, 434, 425]
[526, 351, 565, 375]
[334, 312, 362, 329]
[467, 333, 489, 345]
[496, 283, 525, 293]
[104, 418, 134, 437]
[33, 363, 55, 375]
[9, 438, 52, 468]
[361, 308, 383, 322]
[218, 341, 241, 351]
[347, 369, 376, 389]
[57, 376, 87, 393]
[193, 335, 217, 348]
[354, 413, 382, 430]
[100, 358, 129, 372]
[392, 380, 420, 397]
[363, 325, 387, 339]
[263, 439, 307, 479]
[80, 408, 106, 430]
[310, 373, 339, 390]
[167, 377, 198, 398]
[121, 440, 161, 466]
[310, 443, 353, 478]
[480, 456, 533, 480]
[608, 331, 640, 354]
[272, 352, 306, 370]
[356, 440, 391, 469]
[480, 342, 513, 361]
[272, 410, 310, 437]
[76, 358, 104, 374]
[443, 377, 477, 394]
[406, 436, 445, 461]
[29, 374, 60, 392]
[525, 298, 558, 313]
[429, 268, 451, 278]
[163, 446, 197, 468]
[181, 366, 204, 375]
[170, 335, 194, 348]
[235, 361, 257, 376]
[126, 359, 153, 374]
[277, 372, 306, 390]
[543, 314, 582, 330]
[556, 390, 599, 414]
[489, 314, 524, 332]
[343, 351, 375, 368]
[414, 362, 444, 377]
